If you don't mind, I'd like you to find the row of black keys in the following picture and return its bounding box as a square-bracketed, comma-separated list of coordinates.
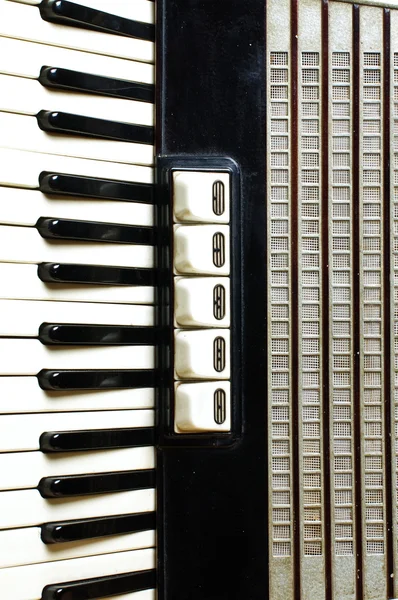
[31, 7, 156, 597]
[31, 168, 158, 392]
[34, 427, 154, 499]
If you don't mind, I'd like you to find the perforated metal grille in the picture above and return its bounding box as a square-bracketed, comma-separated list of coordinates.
[300, 51, 323, 557]
[361, 51, 385, 556]
[268, 50, 293, 559]
[330, 51, 355, 558]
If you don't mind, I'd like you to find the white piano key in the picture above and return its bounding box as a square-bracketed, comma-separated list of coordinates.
[0, 488, 155, 529]
[0, 409, 154, 451]
[0, 36, 154, 82]
[7, 440, 153, 480]
[0, 112, 154, 166]
[0, 339, 154, 376]
[0, 148, 152, 189]
[0, 377, 154, 413]
[0, 0, 154, 63]
[0, 447, 154, 490]
[0, 225, 153, 268]
[0, 299, 153, 337]
[0, 263, 154, 304]
[0, 146, 153, 189]
[0, 74, 153, 126]
[107, 593, 156, 600]
[0, 187, 153, 227]
[0, 526, 155, 568]
[7, 0, 155, 24]
[0, 548, 155, 600]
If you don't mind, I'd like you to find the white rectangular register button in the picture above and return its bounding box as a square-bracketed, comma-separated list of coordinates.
[174, 277, 230, 327]
[174, 381, 231, 433]
[174, 224, 230, 275]
[173, 171, 230, 223]
[174, 329, 230, 380]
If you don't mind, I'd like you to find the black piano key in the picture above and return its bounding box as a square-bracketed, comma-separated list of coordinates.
[39, 0, 155, 42]
[38, 263, 156, 286]
[37, 369, 159, 390]
[37, 110, 154, 144]
[39, 172, 154, 203]
[39, 66, 155, 103]
[38, 469, 155, 498]
[39, 323, 159, 346]
[36, 217, 155, 245]
[39, 427, 155, 452]
[41, 569, 156, 600]
[41, 512, 156, 544]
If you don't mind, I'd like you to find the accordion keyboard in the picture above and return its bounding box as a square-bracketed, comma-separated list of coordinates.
[0, 1, 156, 598]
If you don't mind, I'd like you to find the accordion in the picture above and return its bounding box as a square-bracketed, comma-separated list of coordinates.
[0, 1, 397, 600]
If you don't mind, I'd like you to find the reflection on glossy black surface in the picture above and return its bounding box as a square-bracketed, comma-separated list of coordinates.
[37, 369, 159, 390]
[39, 323, 159, 346]
[39, 66, 155, 103]
[38, 263, 155, 286]
[37, 111, 154, 144]
[41, 569, 156, 600]
[41, 512, 156, 543]
[36, 217, 155, 244]
[40, 427, 155, 452]
[39, 172, 154, 203]
[39, 0, 155, 41]
[38, 469, 155, 498]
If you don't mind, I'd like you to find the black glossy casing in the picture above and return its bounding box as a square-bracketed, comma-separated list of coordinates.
[155, 1, 268, 599]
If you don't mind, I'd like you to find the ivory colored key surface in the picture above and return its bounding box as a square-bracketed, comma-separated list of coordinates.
[0, 37, 153, 82]
[0, 0, 153, 63]
[100, 592, 155, 600]
[0, 299, 153, 336]
[174, 329, 231, 380]
[0, 148, 152, 189]
[174, 381, 231, 433]
[174, 277, 230, 327]
[0, 488, 154, 529]
[0, 377, 154, 413]
[0, 409, 153, 451]
[0, 74, 153, 125]
[0, 225, 153, 268]
[0, 187, 153, 227]
[0, 526, 155, 568]
[0, 447, 154, 490]
[173, 171, 230, 223]
[0, 263, 154, 304]
[0, 113, 154, 166]
[8, 0, 155, 23]
[0, 547, 154, 600]
[0, 339, 154, 375]
[174, 224, 230, 275]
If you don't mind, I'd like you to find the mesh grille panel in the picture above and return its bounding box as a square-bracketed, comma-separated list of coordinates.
[268, 50, 293, 561]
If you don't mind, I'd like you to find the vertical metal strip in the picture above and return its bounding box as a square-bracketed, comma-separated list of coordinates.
[359, 7, 387, 599]
[298, 2, 325, 599]
[383, 10, 394, 600]
[321, 3, 332, 600]
[290, 1, 301, 599]
[390, 12, 398, 596]
[267, 1, 295, 599]
[328, 4, 357, 599]
[352, 6, 364, 600]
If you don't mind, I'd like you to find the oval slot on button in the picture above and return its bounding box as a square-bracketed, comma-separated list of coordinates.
[213, 284, 226, 320]
[214, 388, 226, 425]
[212, 232, 225, 268]
[213, 336, 226, 372]
[212, 180, 225, 216]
